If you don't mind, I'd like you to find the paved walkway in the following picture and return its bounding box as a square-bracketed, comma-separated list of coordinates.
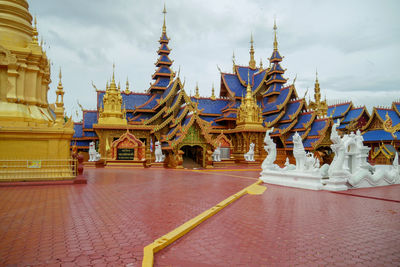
[155, 183, 400, 266]
[0, 167, 399, 266]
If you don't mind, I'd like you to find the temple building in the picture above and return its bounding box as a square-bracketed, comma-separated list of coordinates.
[0, 0, 75, 181]
[72, 8, 400, 168]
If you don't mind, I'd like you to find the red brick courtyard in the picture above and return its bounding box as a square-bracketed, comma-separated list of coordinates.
[0, 167, 399, 266]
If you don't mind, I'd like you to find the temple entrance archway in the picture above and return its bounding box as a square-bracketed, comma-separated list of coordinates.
[181, 145, 204, 169]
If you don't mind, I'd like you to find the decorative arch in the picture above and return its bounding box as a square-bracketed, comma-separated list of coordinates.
[111, 130, 145, 160]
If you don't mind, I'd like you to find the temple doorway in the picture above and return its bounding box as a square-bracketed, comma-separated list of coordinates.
[181, 145, 203, 169]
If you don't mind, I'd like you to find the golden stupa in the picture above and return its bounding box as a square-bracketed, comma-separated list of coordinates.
[0, 0, 74, 181]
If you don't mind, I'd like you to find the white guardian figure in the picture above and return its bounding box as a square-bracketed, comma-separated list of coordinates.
[212, 144, 221, 162]
[88, 141, 101, 161]
[262, 128, 277, 170]
[154, 141, 165, 163]
[244, 143, 255, 161]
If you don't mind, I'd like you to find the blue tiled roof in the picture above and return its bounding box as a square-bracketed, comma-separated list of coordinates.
[128, 113, 153, 122]
[303, 137, 321, 148]
[267, 73, 286, 83]
[262, 86, 290, 113]
[98, 92, 105, 109]
[394, 103, 400, 114]
[154, 77, 171, 88]
[161, 33, 168, 41]
[270, 63, 284, 72]
[223, 74, 245, 96]
[327, 103, 351, 118]
[252, 70, 266, 90]
[176, 107, 187, 119]
[84, 131, 97, 137]
[137, 94, 161, 110]
[157, 66, 171, 74]
[162, 81, 175, 98]
[280, 101, 301, 121]
[73, 123, 83, 138]
[308, 120, 327, 136]
[199, 116, 218, 122]
[286, 131, 306, 142]
[76, 140, 90, 147]
[160, 44, 169, 51]
[195, 98, 229, 115]
[293, 113, 313, 129]
[123, 93, 152, 110]
[363, 129, 400, 141]
[160, 55, 171, 63]
[272, 122, 293, 134]
[265, 83, 283, 95]
[182, 115, 193, 126]
[342, 108, 363, 123]
[270, 51, 282, 61]
[83, 111, 98, 129]
[237, 66, 259, 85]
[264, 113, 281, 123]
[376, 109, 400, 125]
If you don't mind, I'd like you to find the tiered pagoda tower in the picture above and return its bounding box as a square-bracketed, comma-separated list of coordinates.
[148, 4, 174, 94]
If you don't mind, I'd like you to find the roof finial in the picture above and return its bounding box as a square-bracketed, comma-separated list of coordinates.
[32, 16, 39, 44]
[125, 76, 130, 94]
[194, 82, 200, 98]
[259, 58, 263, 70]
[316, 68, 319, 82]
[211, 83, 216, 100]
[273, 17, 278, 51]
[232, 51, 236, 72]
[249, 33, 256, 69]
[112, 63, 115, 82]
[246, 69, 252, 97]
[56, 67, 64, 106]
[162, 3, 167, 34]
[58, 67, 62, 84]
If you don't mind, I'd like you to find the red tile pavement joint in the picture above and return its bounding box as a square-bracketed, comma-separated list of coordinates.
[141, 180, 266, 267]
[331, 191, 400, 203]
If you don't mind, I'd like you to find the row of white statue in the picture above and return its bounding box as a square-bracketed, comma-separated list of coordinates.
[260, 120, 400, 190]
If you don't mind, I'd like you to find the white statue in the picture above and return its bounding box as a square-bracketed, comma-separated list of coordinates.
[88, 141, 101, 161]
[154, 141, 165, 162]
[293, 132, 306, 171]
[212, 144, 221, 162]
[244, 143, 255, 161]
[262, 127, 277, 169]
[328, 119, 348, 176]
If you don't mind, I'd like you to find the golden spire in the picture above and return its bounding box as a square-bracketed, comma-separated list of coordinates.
[249, 33, 256, 69]
[109, 63, 117, 90]
[273, 18, 278, 51]
[259, 58, 263, 70]
[194, 82, 200, 98]
[211, 83, 216, 100]
[314, 69, 321, 103]
[55, 67, 65, 126]
[32, 16, 39, 45]
[162, 3, 167, 34]
[232, 51, 236, 73]
[245, 69, 252, 101]
[125, 77, 130, 94]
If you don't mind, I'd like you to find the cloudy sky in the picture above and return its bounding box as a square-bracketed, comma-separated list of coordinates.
[29, 0, 400, 120]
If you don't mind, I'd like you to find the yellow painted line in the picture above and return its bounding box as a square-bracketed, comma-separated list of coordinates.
[141, 179, 266, 266]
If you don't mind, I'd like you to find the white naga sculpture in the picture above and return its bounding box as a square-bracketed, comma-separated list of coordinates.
[293, 132, 319, 172]
[154, 141, 165, 163]
[244, 143, 255, 161]
[88, 141, 101, 162]
[261, 127, 277, 169]
[212, 144, 221, 162]
[328, 119, 348, 176]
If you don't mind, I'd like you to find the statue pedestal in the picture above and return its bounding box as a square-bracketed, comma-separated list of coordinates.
[321, 172, 349, 191]
[260, 170, 323, 190]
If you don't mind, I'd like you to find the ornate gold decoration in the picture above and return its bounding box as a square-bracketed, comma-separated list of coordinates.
[194, 82, 200, 98]
[97, 65, 127, 126]
[125, 77, 130, 94]
[383, 112, 400, 139]
[235, 70, 264, 130]
[249, 33, 256, 69]
[308, 70, 328, 117]
[211, 83, 216, 100]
